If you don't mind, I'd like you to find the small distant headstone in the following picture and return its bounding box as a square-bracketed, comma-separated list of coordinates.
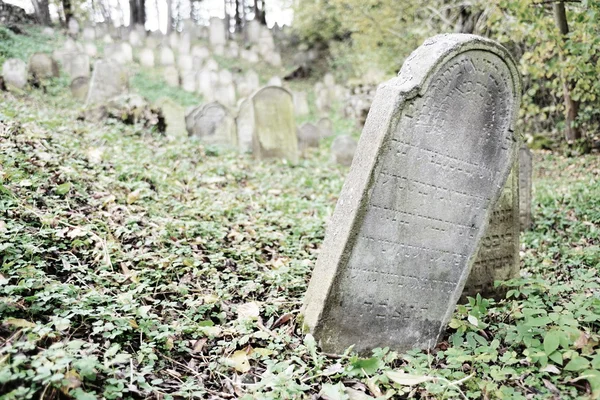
[169, 32, 179, 49]
[105, 43, 132, 65]
[145, 36, 159, 49]
[41, 27, 54, 37]
[204, 59, 219, 71]
[163, 66, 179, 87]
[68, 18, 80, 37]
[85, 59, 128, 107]
[317, 117, 333, 138]
[315, 88, 331, 113]
[84, 42, 98, 58]
[266, 52, 282, 68]
[119, 42, 134, 63]
[209, 17, 226, 47]
[240, 49, 259, 64]
[323, 73, 335, 87]
[297, 123, 320, 152]
[177, 54, 193, 71]
[246, 19, 261, 44]
[2, 58, 28, 91]
[187, 102, 237, 147]
[82, 26, 96, 41]
[138, 48, 155, 67]
[129, 30, 143, 47]
[191, 45, 210, 61]
[70, 76, 90, 100]
[28, 53, 59, 80]
[302, 34, 521, 354]
[226, 42, 239, 58]
[213, 44, 225, 57]
[267, 76, 282, 87]
[159, 46, 175, 66]
[155, 97, 186, 137]
[197, 69, 216, 100]
[519, 145, 533, 230]
[330, 135, 357, 166]
[293, 91, 309, 117]
[102, 34, 113, 44]
[181, 71, 196, 92]
[63, 53, 90, 79]
[237, 86, 298, 162]
[178, 32, 191, 54]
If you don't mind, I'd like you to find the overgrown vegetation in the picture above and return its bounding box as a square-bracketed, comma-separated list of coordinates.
[1, 25, 599, 400]
[294, 0, 600, 148]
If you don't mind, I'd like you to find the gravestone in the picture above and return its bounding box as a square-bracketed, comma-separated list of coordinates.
[129, 30, 143, 47]
[28, 53, 59, 80]
[159, 46, 175, 66]
[177, 54, 193, 71]
[237, 87, 298, 162]
[197, 69, 216, 100]
[318, 117, 333, 138]
[139, 48, 155, 67]
[2, 58, 27, 91]
[209, 17, 226, 47]
[186, 102, 237, 147]
[63, 53, 90, 79]
[84, 42, 98, 58]
[302, 34, 521, 354]
[163, 66, 179, 87]
[519, 145, 533, 230]
[293, 91, 310, 117]
[85, 59, 128, 107]
[246, 19, 261, 44]
[461, 164, 519, 300]
[191, 45, 210, 61]
[178, 32, 192, 54]
[330, 135, 357, 166]
[181, 71, 196, 92]
[298, 123, 321, 152]
[267, 76, 282, 87]
[82, 26, 96, 41]
[70, 76, 90, 100]
[155, 97, 186, 137]
[68, 18, 80, 37]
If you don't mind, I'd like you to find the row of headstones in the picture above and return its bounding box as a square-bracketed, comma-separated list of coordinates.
[184, 87, 358, 165]
[302, 33, 532, 355]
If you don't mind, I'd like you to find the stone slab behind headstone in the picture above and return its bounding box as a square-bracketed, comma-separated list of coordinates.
[71, 76, 90, 100]
[187, 102, 237, 147]
[29, 53, 59, 80]
[85, 59, 128, 107]
[461, 162, 519, 301]
[155, 97, 186, 137]
[301, 34, 521, 354]
[244, 87, 298, 162]
[519, 145, 533, 230]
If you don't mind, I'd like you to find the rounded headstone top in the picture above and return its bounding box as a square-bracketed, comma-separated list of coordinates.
[394, 34, 521, 100]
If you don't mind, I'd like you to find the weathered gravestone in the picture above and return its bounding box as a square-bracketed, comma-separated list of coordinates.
[330, 135, 357, 167]
[85, 59, 128, 107]
[519, 145, 533, 230]
[70, 76, 90, 100]
[2, 58, 28, 91]
[301, 34, 521, 354]
[138, 48, 155, 67]
[209, 17, 226, 47]
[318, 117, 333, 138]
[297, 122, 321, 152]
[186, 102, 237, 147]
[155, 97, 186, 137]
[63, 53, 90, 79]
[236, 87, 298, 162]
[461, 165, 519, 301]
[293, 91, 310, 117]
[28, 53, 59, 81]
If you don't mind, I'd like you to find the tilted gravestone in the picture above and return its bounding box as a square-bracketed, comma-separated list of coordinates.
[85, 59, 128, 107]
[236, 87, 298, 162]
[519, 145, 533, 230]
[302, 34, 521, 354]
[461, 164, 519, 301]
[186, 102, 237, 147]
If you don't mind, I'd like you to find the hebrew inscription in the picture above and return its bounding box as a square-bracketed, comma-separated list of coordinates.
[302, 34, 521, 354]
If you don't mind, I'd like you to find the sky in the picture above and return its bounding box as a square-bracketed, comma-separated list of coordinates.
[5, 0, 294, 32]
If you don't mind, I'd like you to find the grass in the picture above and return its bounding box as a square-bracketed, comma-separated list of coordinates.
[0, 26, 599, 400]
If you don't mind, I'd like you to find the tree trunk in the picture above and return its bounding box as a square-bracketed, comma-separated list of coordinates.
[129, 0, 146, 25]
[32, 0, 52, 25]
[253, 0, 266, 25]
[62, 0, 73, 25]
[553, 1, 581, 141]
[166, 0, 173, 33]
[235, 0, 242, 32]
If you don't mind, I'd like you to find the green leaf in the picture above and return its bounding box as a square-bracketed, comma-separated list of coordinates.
[581, 370, 600, 396]
[320, 382, 349, 400]
[348, 357, 380, 376]
[564, 356, 590, 372]
[544, 330, 561, 356]
[55, 182, 72, 195]
[548, 351, 563, 366]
